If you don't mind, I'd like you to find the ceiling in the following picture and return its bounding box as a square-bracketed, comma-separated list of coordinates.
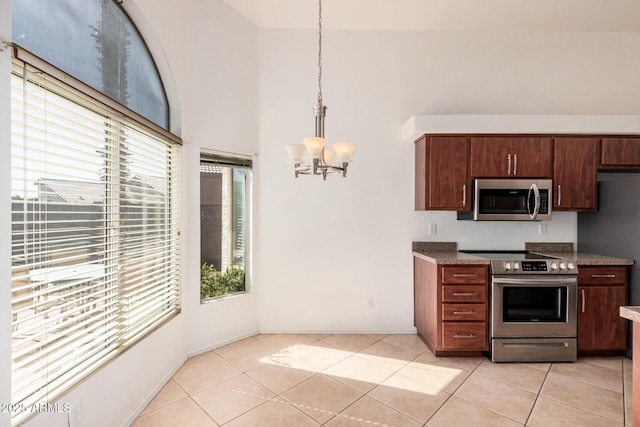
[221, 0, 640, 32]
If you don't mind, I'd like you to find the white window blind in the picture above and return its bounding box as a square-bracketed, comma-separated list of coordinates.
[10, 59, 181, 425]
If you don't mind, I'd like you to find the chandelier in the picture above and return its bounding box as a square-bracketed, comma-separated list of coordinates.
[285, 0, 355, 180]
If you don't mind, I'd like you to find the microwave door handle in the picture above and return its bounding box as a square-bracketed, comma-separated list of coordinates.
[528, 183, 540, 219]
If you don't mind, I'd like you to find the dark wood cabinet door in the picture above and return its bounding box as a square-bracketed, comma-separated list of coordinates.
[415, 136, 470, 210]
[578, 285, 628, 352]
[508, 137, 553, 177]
[553, 137, 598, 211]
[470, 136, 552, 178]
[601, 137, 640, 168]
[470, 137, 509, 177]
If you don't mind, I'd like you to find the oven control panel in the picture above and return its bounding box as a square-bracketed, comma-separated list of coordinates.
[491, 259, 577, 275]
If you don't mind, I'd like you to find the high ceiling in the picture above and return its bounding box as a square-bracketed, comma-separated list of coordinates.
[221, 0, 640, 32]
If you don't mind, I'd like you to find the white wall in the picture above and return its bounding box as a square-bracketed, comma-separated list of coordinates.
[256, 29, 640, 333]
[178, 0, 260, 355]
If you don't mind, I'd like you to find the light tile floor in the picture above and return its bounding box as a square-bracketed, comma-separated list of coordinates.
[132, 334, 633, 427]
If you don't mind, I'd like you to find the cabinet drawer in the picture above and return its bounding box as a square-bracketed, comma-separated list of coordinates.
[441, 266, 487, 284]
[442, 285, 486, 303]
[578, 267, 627, 285]
[442, 303, 486, 321]
[442, 322, 487, 350]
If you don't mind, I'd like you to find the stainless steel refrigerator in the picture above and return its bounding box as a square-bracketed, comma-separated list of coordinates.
[578, 174, 640, 358]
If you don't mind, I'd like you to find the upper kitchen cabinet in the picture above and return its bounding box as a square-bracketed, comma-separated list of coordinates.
[470, 136, 553, 178]
[415, 135, 470, 211]
[553, 137, 598, 211]
[600, 137, 640, 169]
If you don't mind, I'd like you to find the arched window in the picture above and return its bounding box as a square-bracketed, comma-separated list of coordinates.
[10, 2, 180, 424]
[12, 0, 168, 129]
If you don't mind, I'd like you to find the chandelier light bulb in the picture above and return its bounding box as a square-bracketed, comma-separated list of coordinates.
[333, 142, 355, 164]
[303, 137, 326, 159]
[285, 144, 306, 164]
[323, 147, 334, 165]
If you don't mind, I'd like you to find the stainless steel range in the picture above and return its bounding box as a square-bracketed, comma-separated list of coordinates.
[465, 251, 578, 363]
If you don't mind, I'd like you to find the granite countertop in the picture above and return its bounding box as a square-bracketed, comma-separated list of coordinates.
[412, 242, 635, 266]
[620, 306, 640, 323]
[411, 241, 490, 265]
[412, 250, 491, 265]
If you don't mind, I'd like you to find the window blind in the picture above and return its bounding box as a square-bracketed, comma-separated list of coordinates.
[10, 59, 181, 424]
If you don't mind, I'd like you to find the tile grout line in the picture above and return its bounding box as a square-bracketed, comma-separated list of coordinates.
[523, 361, 553, 427]
[421, 356, 488, 426]
[328, 342, 436, 426]
[525, 361, 627, 426]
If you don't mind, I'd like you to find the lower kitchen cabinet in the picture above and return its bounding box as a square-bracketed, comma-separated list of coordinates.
[577, 266, 628, 354]
[414, 257, 488, 356]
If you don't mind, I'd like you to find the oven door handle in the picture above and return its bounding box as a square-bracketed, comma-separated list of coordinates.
[493, 277, 577, 285]
[527, 183, 540, 220]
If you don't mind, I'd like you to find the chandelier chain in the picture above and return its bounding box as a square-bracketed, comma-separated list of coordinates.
[317, 0, 322, 102]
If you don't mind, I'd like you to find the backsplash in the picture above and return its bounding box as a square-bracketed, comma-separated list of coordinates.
[412, 242, 457, 252]
[525, 242, 574, 253]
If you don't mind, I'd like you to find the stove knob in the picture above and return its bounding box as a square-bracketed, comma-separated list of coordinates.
[567, 262, 575, 270]
[550, 262, 559, 270]
[504, 262, 512, 270]
[559, 262, 567, 270]
[513, 262, 520, 270]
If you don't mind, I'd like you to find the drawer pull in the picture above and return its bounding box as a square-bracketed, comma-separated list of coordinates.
[453, 274, 478, 277]
[453, 311, 475, 315]
[453, 334, 478, 339]
[453, 292, 477, 296]
[591, 274, 616, 278]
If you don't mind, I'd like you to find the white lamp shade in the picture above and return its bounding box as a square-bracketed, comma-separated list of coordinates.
[285, 144, 307, 164]
[303, 137, 325, 159]
[333, 142, 355, 163]
[323, 147, 334, 164]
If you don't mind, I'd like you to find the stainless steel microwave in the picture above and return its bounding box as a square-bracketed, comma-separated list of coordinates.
[457, 179, 552, 221]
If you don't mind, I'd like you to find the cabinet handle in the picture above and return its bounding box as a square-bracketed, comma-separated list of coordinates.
[453, 292, 477, 296]
[507, 154, 511, 175]
[453, 311, 475, 315]
[453, 273, 477, 277]
[557, 184, 562, 207]
[591, 274, 616, 278]
[581, 288, 586, 313]
[462, 184, 466, 206]
[513, 153, 517, 175]
[453, 334, 478, 339]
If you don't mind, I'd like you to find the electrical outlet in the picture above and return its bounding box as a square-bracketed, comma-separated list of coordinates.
[69, 400, 82, 427]
[367, 296, 374, 308]
[428, 223, 437, 235]
[539, 224, 547, 236]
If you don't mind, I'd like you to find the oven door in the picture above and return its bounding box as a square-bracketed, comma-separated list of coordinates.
[491, 276, 577, 338]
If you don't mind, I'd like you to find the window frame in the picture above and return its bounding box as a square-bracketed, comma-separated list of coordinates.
[199, 150, 252, 303]
[10, 51, 182, 426]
